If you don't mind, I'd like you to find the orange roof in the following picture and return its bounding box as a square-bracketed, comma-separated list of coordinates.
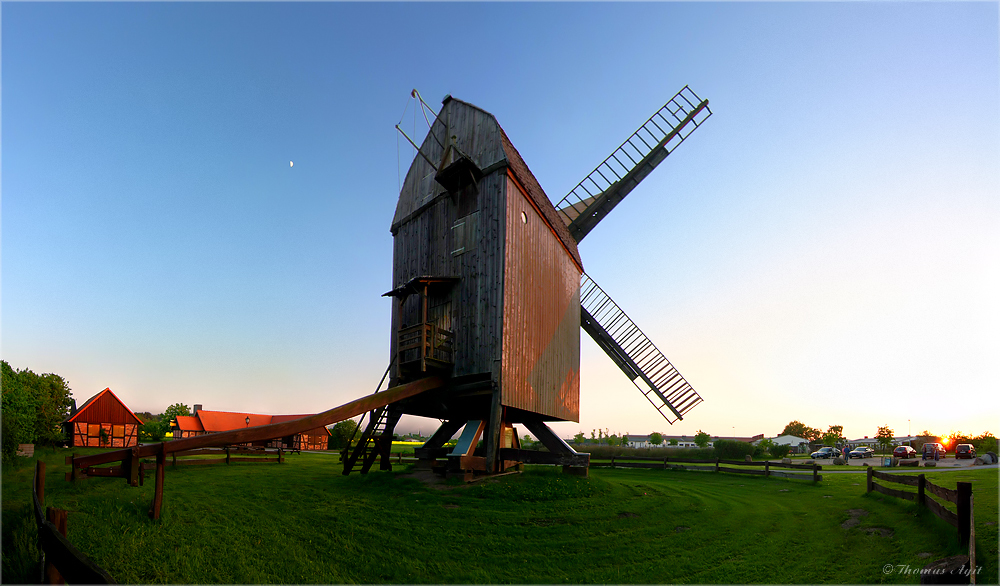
[174, 415, 204, 432]
[196, 410, 272, 432]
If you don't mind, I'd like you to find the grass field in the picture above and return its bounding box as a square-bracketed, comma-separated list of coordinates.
[3, 447, 996, 584]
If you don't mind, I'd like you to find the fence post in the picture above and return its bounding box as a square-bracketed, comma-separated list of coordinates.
[764, 461, 769, 477]
[71, 454, 77, 482]
[279, 447, 284, 464]
[611, 456, 615, 468]
[36, 461, 46, 506]
[866, 466, 873, 493]
[969, 492, 976, 586]
[150, 444, 166, 520]
[45, 507, 68, 584]
[812, 461, 818, 483]
[714, 457, 719, 472]
[226, 446, 231, 465]
[129, 446, 140, 487]
[957, 482, 972, 547]
[917, 474, 925, 505]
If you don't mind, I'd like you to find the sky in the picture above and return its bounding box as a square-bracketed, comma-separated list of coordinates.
[3, 2, 997, 443]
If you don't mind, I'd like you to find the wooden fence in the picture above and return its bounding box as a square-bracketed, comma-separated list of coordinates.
[32, 461, 115, 584]
[591, 456, 822, 481]
[167, 446, 286, 467]
[866, 467, 973, 547]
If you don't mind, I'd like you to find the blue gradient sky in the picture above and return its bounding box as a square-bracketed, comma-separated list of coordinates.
[3, 2, 997, 441]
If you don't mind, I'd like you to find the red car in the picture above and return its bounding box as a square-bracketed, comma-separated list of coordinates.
[954, 444, 977, 459]
[893, 445, 917, 459]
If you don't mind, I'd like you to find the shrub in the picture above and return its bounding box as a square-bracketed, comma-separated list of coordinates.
[970, 433, 998, 455]
[713, 439, 755, 460]
[576, 445, 714, 460]
[769, 443, 791, 458]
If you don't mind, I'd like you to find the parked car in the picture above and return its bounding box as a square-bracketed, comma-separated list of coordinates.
[849, 446, 874, 458]
[922, 443, 946, 460]
[893, 445, 917, 459]
[810, 447, 839, 459]
[954, 444, 977, 459]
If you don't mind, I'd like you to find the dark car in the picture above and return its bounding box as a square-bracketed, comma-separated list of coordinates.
[810, 447, 839, 459]
[849, 446, 874, 459]
[893, 445, 917, 459]
[922, 443, 946, 460]
[954, 444, 977, 459]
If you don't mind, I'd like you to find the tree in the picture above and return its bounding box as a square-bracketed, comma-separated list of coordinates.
[669, 438, 678, 446]
[822, 425, 845, 448]
[1, 361, 74, 462]
[875, 426, 894, 456]
[328, 419, 360, 449]
[694, 430, 711, 448]
[649, 432, 663, 446]
[573, 432, 585, 444]
[138, 419, 171, 442]
[780, 420, 821, 442]
[163, 403, 191, 426]
[2, 361, 36, 463]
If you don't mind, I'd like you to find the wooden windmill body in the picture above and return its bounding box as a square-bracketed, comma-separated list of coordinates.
[345, 88, 712, 477]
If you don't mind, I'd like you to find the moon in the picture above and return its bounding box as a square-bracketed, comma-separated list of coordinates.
[289, 161, 294, 167]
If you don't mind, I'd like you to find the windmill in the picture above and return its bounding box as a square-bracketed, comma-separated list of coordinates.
[343, 87, 712, 477]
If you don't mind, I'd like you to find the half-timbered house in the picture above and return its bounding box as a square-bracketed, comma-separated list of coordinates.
[63, 388, 143, 448]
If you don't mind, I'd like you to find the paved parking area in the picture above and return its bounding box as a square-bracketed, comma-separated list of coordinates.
[787, 456, 989, 471]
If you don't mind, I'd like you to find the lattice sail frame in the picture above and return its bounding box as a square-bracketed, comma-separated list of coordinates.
[580, 273, 703, 424]
[555, 86, 712, 241]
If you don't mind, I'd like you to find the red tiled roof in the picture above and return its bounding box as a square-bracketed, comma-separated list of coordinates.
[174, 415, 204, 432]
[188, 410, 330, 436]
[195, 410, 271, 432]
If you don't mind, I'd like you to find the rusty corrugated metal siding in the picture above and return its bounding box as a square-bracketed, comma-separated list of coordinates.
[501, 172, 581, 421]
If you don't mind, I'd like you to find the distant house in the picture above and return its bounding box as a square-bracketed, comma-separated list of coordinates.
[624, 433, 762, 449]
[756, 435, 810, 453]
[173, 405, 330, 451]
[63, 388, 143, 448]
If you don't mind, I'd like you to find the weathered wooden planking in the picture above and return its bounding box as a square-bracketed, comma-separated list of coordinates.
[720, 467, 767, 476]
[925, 494, 959, 528]
[871, 470, 922, 486]
[872, 482, 917, 501]
[925, 481, 959, 504]
[767, 471, 817, 480]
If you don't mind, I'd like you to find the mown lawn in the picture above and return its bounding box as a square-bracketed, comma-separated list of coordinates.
[2, 447, 996, 584]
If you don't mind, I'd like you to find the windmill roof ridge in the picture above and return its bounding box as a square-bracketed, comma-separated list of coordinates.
[495, 120, 583, 269]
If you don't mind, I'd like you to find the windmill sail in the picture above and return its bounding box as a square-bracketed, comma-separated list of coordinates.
[555, 86, 711, 242]
[580, 273, 702, 423]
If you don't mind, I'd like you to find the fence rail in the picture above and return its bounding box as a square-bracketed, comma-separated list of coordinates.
[33, 461, 115, 584]
[866, 468, 971, 545]
[590, 456, 822, 481]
